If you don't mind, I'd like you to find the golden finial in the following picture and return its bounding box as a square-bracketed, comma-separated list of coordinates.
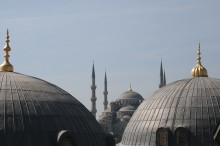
[128, 83, 132, 91]
[0, 29, 14, 72]
[191, 43, 208, 77]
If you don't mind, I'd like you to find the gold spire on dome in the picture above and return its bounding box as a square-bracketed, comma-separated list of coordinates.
[191, 43, 208, 77]
[128, 83, 132, 91]
[0, 29, 14, 72]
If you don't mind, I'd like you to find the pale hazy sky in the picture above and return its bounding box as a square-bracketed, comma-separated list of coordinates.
[0, 0, 220, 117]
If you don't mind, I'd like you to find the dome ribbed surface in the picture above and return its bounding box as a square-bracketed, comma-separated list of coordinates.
[0, 72, 108, 146]
[121, 77, 220, 146]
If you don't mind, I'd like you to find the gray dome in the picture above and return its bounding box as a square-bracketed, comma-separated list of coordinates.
[121, 77, 220, 146]
[119, 106, 136, 111]
[116, 90, 143, 101]
[0, 72, 112, 146]
[121, 115, 131, 122]
[122, 115, 131, 119]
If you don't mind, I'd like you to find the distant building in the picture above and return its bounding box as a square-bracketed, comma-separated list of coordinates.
[98, 82, 144, 143]
[92, 59, 167, 144]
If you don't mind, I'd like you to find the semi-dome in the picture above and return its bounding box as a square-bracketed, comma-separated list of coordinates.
[122, 115, 131, 119]
[120, 77, 220, 146]
[119, 106, 136, 112]
[121, 115, 131, 122]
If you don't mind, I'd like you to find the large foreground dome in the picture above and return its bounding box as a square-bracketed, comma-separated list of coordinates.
[120, 44, 219, 146]
[0, 30, 115, 146]
[0, 72, 113, 146]
[120, 77, 220, 146]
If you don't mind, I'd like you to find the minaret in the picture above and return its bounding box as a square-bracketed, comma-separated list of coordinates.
[163, 70, 166, 86]
[0, 29, 14, 72]
[90, 63, 97, 118]
[159, 60, 164, 88]
[191, 43, 208, 77]
[103, 71, 108, 110]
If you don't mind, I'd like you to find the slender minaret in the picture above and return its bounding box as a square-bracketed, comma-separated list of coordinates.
[159, 60, 164, 88]
[103, 71, 108, 110]
[163, 70, 166, 86]
[90, 63, 97, 118]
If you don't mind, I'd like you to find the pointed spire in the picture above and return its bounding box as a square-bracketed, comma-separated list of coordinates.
[128, 83, 132, 91]
[191, 43, 208, 77]
[163, 70, 166, 85]
[0, 29, 14, 72]
[104, 69, 107, 84]
[92, 62, 95, 78]
[159, 59, 164, 88]
[197, 43, 201, 65]
[103, 70, 108, 110]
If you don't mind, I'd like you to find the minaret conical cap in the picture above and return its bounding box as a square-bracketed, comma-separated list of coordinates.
[191, 43, 208, 77]
[92, 62, 95, 78]
[128, 83, 132, 91]
[0, 29, 14, 72]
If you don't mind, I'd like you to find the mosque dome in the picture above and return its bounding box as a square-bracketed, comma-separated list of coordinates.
[121, 115, 131, 122]
[120, 44, 219, 146]
[121, 77, 220, 146]
[122, 115, 131, 119]
[0, 30, 114, 146]
[115, 85, 143, 103]
[119, 106, 136, 112]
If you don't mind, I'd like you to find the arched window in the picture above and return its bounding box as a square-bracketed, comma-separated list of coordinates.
[57, 130, 76, 146]
[62, 136, 74, 146]
[156, 128, 170, 146]
[175, 127, 188, 146]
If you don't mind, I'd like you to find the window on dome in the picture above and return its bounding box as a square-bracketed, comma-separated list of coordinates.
[62, 137, 75, 146]
[175, 127, 188, 146]
[156, 128, 170, 146]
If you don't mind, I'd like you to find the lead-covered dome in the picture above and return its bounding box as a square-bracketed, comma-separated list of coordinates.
[119, 106, 136, 112]
[0, 72, 113, 146]
[120, 77, 220, 146]
[115, 87, 144, 106]
[116, 90, 143, 101]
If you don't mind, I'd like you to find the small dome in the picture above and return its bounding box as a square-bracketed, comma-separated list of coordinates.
[122, 115, 131, 119]
[119, 106, 136, 111]
[121, 115, 131, 122]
